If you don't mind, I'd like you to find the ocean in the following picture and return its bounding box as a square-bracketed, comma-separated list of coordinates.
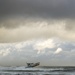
[0, 66, 75, 75]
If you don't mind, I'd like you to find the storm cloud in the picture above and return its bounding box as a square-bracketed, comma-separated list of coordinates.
[0, 0, 75, 42]
[0, 0, 75, 28]
[0, 0, 75, 18]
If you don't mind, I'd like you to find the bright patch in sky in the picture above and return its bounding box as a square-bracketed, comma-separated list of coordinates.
[54, 48, 62, 54]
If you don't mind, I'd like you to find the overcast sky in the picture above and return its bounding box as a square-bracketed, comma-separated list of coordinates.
[0, 0, 75, 66]
[0, 0, 75, 18]
[0, 0, 75, 42]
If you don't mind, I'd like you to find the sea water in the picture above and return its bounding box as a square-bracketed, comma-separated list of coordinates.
[0, 66, 75, 75]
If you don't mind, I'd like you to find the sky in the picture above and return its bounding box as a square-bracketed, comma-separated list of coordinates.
[0, 0, 75, 66]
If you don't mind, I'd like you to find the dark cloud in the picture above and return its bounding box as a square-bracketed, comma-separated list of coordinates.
[0, 0, 75, 18]
[0, 0, 75, 42]
[0, 0, 75, 28]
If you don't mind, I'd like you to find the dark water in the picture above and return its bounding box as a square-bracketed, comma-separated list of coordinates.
[0, 66, 75, 75]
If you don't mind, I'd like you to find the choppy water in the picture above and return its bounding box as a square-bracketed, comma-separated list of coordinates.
[0, 66, 75, 75]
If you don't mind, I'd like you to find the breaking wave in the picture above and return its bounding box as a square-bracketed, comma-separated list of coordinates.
[0, 66, 75, 75]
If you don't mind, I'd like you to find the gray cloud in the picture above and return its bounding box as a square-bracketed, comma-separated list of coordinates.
[0, 0, 75, 28]
[0, 0, 75, 42]
[0, 0, 75, 19]
[0, 19, 75, 43]
[0, 0, 75, 29]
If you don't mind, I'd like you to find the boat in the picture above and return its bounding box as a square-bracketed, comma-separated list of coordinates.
[26, 62, 40, 67]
